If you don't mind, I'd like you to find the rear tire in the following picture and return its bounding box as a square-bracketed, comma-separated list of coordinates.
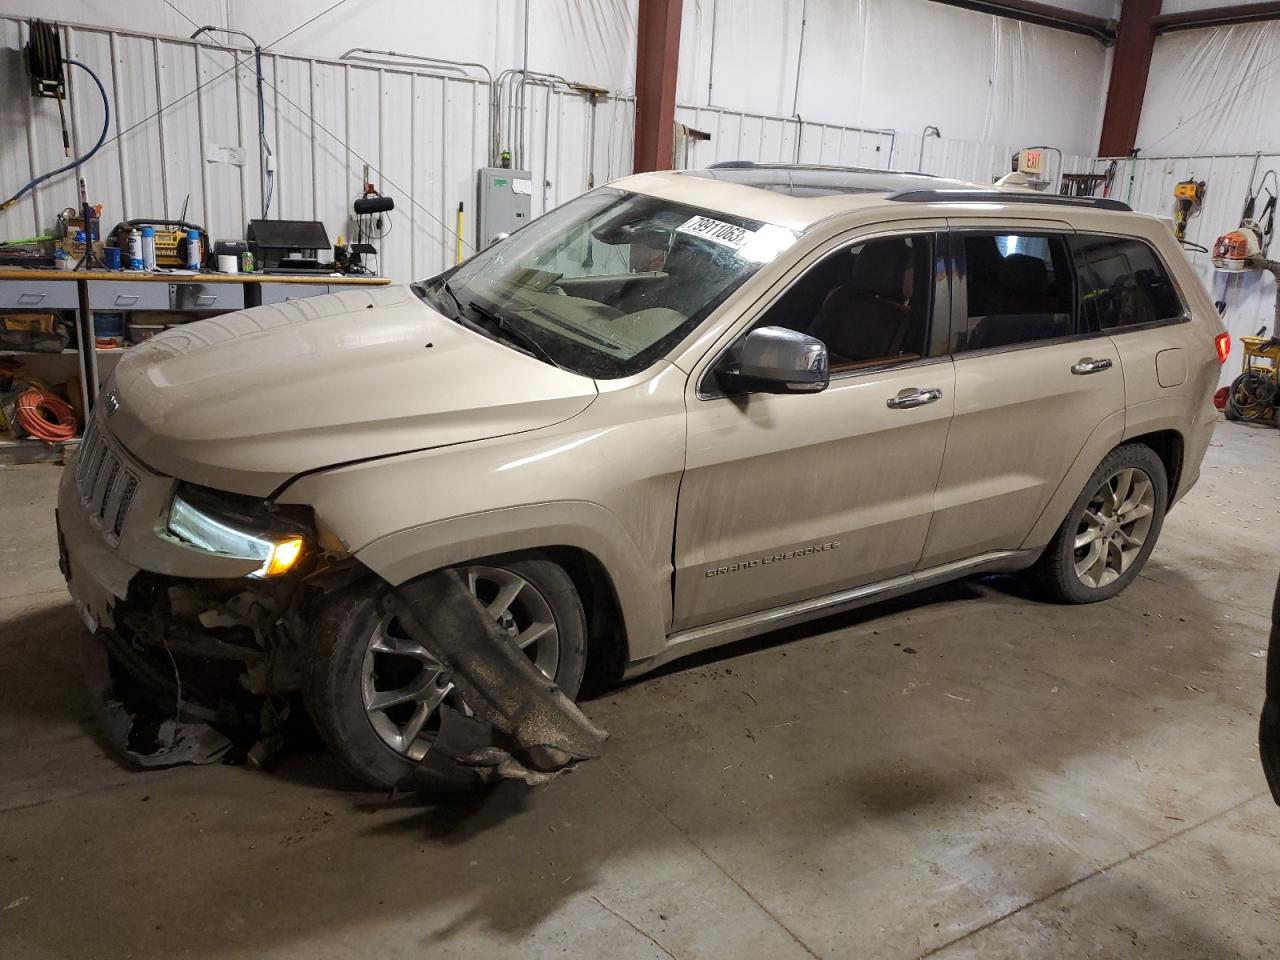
[1033, 443, 1168, 604]
[304, 554, 587, 790]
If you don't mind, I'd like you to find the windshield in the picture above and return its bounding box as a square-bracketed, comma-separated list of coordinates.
[416, 187, 797, 378]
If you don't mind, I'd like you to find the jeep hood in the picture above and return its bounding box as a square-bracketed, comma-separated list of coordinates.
[106, 286, 598, 497]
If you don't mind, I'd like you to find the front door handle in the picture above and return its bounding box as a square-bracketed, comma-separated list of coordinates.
[887, 387, 943, 409]
[1071, 357, 1113, 375]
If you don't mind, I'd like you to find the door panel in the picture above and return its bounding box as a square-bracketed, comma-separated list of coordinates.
[675, 359, 955, 629]
[921, 338, 1124, 564]
[921, 224, 1127, 565]
[673, 226, 953, 630]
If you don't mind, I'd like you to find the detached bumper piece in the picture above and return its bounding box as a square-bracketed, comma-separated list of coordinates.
[389, 569, 608, 789]
[80, 634, 234, 768]
[1261, 573, 1280, 806]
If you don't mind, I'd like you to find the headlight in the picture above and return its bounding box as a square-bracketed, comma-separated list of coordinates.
[167, 487, 309, 578]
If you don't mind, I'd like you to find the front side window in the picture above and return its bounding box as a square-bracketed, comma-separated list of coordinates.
[417, 188, 797, 378]
[752, 234, 935, 372]
[1072, 234, 1184, 330]
[957, 233, 1076, 351]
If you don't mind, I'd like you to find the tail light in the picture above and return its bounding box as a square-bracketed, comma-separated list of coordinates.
[1215, 332, 1231, 364]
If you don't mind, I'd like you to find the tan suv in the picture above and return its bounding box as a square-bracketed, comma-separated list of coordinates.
[58, 163, 1228, 788]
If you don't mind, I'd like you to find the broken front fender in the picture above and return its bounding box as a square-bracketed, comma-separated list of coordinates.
[390, 568, 608, 789]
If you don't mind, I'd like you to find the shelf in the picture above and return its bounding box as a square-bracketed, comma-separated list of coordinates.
[0, 434, 80, 465]
[0, 348, 78, 357]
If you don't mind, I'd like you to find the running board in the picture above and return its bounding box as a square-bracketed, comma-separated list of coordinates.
[624, 549, 1035, 679]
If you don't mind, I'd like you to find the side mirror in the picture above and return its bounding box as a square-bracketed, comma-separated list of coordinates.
[732, 326, 829, 394]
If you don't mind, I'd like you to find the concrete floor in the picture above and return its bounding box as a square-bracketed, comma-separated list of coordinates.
[2, 421, 1278, 960]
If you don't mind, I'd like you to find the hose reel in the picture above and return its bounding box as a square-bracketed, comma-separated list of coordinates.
[25, 20, 70, 157]
[2, 20, 110, 213]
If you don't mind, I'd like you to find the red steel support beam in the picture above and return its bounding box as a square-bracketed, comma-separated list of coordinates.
[633, 0, 683, 173]
[1098, 0, 1162, 157]
[1153, 2, 1280, 33]
[929, 1, 1115, 42]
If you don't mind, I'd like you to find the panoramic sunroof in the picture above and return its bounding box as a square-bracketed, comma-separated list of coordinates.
[680, 163, 971, 198]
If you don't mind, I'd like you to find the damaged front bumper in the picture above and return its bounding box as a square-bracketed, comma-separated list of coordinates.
[57, 426, 608, 786]
[57, 427, 301, 767]
[56, 418, 263, 633]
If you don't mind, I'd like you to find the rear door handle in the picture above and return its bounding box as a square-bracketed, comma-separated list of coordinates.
[887, 387, 943, 409]
[1071, 357, 1113, 375]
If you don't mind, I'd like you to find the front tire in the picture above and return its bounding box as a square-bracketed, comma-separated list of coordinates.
[304, 555, 587, 790]
[1033, 443, 1168, 604]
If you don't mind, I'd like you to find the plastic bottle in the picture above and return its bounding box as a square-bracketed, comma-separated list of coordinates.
[185, 229, 202, 271]
[140, 225, 156, 272]
[126, 228, 143, 271]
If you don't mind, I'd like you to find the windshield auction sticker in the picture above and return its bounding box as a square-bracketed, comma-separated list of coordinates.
[677, 215, 752, 250]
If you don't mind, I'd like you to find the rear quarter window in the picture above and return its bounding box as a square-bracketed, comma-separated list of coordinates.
[1072, 234, 1184, 330]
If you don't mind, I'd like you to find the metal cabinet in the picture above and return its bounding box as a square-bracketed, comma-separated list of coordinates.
[170, 282, 244, 312]
[256, 283, 330, 306]
[0, 276, 86, 463]
[0, 279, 81, 311]
[88, 280, 246, 312]
[87, 280, 169, 311]
[254, 282, 377, 306]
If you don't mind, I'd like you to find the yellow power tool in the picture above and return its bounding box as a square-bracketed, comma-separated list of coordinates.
[1173, 179, 1205, 240]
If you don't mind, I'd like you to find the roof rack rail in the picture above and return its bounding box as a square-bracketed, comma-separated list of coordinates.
[886, 188, 1131, 212]
[707, 160, 940, 177]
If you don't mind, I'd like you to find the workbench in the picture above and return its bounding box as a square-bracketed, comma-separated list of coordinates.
[0, 268, 390, 463]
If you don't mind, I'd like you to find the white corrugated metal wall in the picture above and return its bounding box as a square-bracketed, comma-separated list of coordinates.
[676, 0, 1111, 159]
[1099, 153, 1280, 386]
[674, 106, 894, 170]
[675, 104, 1093, 187]
[0, 16, 635, 283]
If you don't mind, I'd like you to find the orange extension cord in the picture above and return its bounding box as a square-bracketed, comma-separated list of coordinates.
[15, 388, 77, 443]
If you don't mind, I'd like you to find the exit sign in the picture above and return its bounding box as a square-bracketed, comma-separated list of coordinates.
[1018, 148, 1045, 176]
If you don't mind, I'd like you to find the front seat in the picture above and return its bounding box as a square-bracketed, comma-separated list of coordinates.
[809, 240, 913, 367]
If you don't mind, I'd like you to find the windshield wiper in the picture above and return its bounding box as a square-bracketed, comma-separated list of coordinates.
[437, 279, 466, 318]
[451, 287, 563, 370]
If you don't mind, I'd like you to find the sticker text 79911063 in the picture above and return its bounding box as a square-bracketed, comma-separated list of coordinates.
[677, 215, 752, 251]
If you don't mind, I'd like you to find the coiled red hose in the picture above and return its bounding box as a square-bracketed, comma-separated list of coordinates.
[15, 389, 77, 443]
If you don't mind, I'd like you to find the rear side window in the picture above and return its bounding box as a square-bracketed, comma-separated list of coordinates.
[957, 233, 1077, 351]
[1072, 234, 1184, 330]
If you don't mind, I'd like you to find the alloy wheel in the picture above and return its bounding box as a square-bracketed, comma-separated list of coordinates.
[360, 565, 560, 760]
[1073, 467, 1156, 589]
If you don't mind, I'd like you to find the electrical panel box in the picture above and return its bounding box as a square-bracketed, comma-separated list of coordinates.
[477, 168, 533, 249]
